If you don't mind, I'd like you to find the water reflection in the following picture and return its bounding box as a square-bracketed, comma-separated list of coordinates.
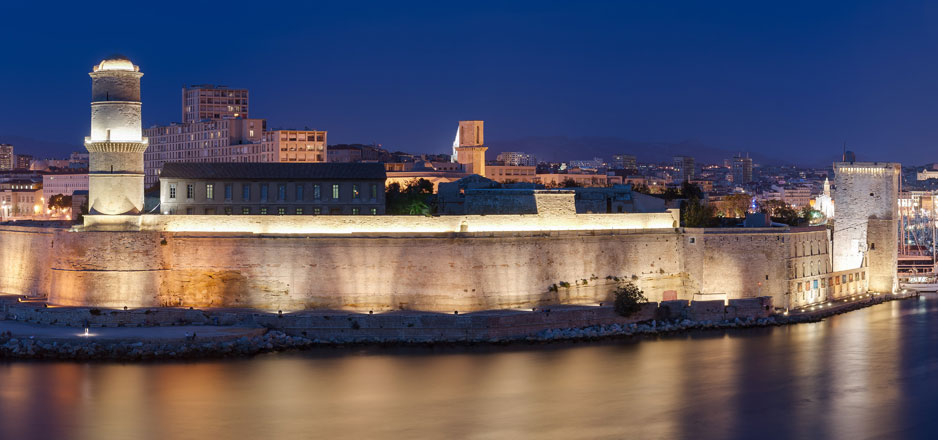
[5, 296, 938, 439]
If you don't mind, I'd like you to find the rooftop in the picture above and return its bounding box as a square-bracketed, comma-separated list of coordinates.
[159, 162, 387, 181]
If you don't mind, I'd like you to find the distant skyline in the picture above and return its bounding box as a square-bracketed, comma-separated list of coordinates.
[2, 1, 938, 165]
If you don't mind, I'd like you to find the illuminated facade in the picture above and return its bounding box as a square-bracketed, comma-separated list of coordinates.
[263, 129, 327, 163]
[84, 55, 147, 216]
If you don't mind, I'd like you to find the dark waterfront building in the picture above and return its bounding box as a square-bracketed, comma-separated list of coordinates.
[158, 162, 386, 215]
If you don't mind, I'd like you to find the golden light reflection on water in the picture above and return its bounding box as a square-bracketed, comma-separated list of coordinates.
[2, 296, 938, 439]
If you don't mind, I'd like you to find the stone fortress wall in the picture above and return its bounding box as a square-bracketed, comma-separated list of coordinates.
[0, 212, 855, 313]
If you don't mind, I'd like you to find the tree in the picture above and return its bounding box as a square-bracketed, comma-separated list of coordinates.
[661, 187, 681, 202]
[561, 178, 579, 188]
[680, 182, 703, 200]
[614, 282, 648, 317]
[723, 193, 751, 218]
[682, 197, 717, 227]
[758, 199, 788, 217]
[386, 178, 435, 215]
[47, 194, 72, 211]
[632, 183, 651, 194]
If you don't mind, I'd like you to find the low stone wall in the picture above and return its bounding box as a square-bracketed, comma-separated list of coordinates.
[1, 296, 773, 342]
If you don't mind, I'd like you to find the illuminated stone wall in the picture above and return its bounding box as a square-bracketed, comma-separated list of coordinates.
[0, 218, 852, 313]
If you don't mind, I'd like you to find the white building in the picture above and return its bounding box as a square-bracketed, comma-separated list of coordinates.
[42, 173, 89, 200]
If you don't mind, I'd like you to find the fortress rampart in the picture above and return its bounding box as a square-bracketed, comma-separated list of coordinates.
[0, 213, 849, 313]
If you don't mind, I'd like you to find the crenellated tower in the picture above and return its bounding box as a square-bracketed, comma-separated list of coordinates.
[84, 55, 147, 216]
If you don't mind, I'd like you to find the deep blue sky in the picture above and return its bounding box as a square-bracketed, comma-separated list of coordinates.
[2, 0, 938, 165]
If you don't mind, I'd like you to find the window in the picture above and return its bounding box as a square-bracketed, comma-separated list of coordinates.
[224, 184, 232, 200]
[353, 184, 360, 200]
[313, 208, 321, 215]
[260, 184, 268, 201]
[371, 183, 378, 199]
[224, 207, 232, 215]
[242, 207, 251, 215]
[242, 184, 251, 201]
[313, 184, 321, 200]
[277, 207, 286, 215]
[332, 184, 340, 200]
[370, 208, 377, 215]
[296, 184, 304, 201]
[205, 208, 215, 215]
[169, 183, 176, 199]
[278, 184, 286, 201]
[260, 207, 268, 215]
[352, 208, 360, 215]
[187, 184, 194, 199]
[296, 208, 303, 215]
[206, 184, 214, 200]
[186, 208, 193, 215]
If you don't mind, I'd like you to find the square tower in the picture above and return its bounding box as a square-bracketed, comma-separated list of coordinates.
[832, 162, 900, 292]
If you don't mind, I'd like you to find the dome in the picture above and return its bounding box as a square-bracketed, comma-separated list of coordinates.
[94, 55, 138, 72]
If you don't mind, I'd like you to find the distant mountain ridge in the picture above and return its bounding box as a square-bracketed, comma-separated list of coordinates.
[486, 136, 802, 167]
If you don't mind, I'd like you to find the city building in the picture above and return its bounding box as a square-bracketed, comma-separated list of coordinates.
[42, 173, 89, 201]
[673, 156, 695, 182]
[182, 84, 249, 123]
[0, 145, 13, 170]
[264, 129, 327, 163]
[611, 154, 637, 171]
[485, 165, 537, 183]
[158, 162, 386, 215]
[69, 152, 89, 169]
[144, 118, 267, 186]
[569, 157, 604, 169]
[496, 151, 537, 167]
[0, 180, 43, 218]
[732, 154, 753, 184]
[14, 154, 32, 170]
[813, 178, 834, 219]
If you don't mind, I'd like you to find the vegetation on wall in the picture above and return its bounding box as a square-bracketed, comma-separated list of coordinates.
[614, 282, 648, 317]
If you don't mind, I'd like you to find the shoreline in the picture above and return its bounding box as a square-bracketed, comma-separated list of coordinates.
[0, 292, 913, 362]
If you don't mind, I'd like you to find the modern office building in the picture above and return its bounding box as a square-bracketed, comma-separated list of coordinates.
[611, 154, 637, 171]
[496, 151, 537, 167]
[0, 145, 13, 171]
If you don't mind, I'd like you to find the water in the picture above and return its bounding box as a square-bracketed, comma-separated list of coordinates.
[3, 296, 938, 440]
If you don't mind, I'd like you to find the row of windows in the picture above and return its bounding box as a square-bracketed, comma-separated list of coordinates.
[179, 206, 378, 215]
[796, 271, 865, 292]
[168, 182, 380, 202]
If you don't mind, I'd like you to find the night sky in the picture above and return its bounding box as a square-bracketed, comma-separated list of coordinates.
[2, 0, 938, 165]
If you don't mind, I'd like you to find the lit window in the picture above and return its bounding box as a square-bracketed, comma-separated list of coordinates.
[370, 208, 377, 215]
[242, 207, 251, 215]
[296, 207, 303, 215]
[352, 184, 360, 200]
[277, 207, 286, 215]
[352, 208, 360, 215]
[313, 208, 321, 215]
[313, 184, 321, 200]
[169, 183, 177, 199]
[206, 183, 214, 200]
[260, 207, 268, 215]
[224, 207, 232, 215]
[332, 184, 339, 200]
[371, 183, 378, 199]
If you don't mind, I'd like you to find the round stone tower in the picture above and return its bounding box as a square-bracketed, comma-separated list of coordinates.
[84, 55, 147, 216]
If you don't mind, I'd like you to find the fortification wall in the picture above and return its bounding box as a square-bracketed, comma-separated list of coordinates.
[0, 220, 830, 313]
[45, 229, 686, 312]
[0, 226, 54, 297]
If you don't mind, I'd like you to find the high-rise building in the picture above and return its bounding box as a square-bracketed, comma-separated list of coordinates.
[0, 145, 13, 170]
[611, 154, 636, 171]
[496, 151, 537, 167]
[672, 156, 695, 182]
[181, 84, 249, 123]
[732, 154, 753, 184]
[263, 129, 327, 163]
[84, 55, 147, 216]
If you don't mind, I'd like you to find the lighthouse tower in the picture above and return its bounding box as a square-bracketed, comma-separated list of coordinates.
[84, 55, 147, 216]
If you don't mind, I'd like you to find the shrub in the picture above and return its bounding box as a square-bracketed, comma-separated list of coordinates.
[614, 283, 648, 317]
[559, 281, 571, 288]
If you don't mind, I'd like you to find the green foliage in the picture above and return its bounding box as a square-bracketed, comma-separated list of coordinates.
[559, 281, 571, 288]
[613, 282, 648, 317]
[680, 181, 704, 200]
[386, 178, 435, 215]
[681, 197, 718, 227]
[632, 183, 651, 194]
[47, 194, 72, 210]
[722, 193, 751, 218]
[562, 178, 579, 188]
